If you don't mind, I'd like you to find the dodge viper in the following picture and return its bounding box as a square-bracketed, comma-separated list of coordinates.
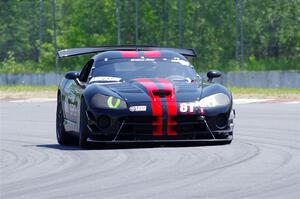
[56, 46, 234, 148]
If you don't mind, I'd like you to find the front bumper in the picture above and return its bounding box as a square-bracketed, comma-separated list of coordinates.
[87, 137, 232, 144]
[85, 105, 234, 143]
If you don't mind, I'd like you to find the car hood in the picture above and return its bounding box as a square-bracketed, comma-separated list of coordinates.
[100, 78, 203, 103]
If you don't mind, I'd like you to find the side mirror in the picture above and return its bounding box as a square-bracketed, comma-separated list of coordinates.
[65, 71, 79, 80]
[207, 70, 222, 82]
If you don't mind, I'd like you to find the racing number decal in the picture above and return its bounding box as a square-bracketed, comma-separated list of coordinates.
[180, 103, 194, 113]
[179, 103, 187, 112]
[179, 102, 205, 114]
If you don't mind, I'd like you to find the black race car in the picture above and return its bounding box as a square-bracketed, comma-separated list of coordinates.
[56, 46, 234, 148]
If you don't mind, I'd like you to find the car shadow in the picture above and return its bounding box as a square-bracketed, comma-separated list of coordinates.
[34, 141, 224, 151]
[34, 144, 81, 151]
[35, 143, 158, 151]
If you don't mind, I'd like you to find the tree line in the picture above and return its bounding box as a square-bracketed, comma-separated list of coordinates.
[0, 0, 299, 73]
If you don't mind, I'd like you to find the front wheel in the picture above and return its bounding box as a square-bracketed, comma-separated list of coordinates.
[79, 98, 91, 148]
[56, 95, 75, 145]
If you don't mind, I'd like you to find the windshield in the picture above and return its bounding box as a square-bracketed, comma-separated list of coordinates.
[90, 58, 198, 82]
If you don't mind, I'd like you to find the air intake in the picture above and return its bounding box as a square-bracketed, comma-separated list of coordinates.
[152, 89, 171, 97]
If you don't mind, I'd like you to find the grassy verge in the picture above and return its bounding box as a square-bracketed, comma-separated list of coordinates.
[0, 85, 299, 100]
[230, 87, 300, 95]
[0, 85, 58, 92]
[230, 87, 300, 100]
[0, 85, 57, 99]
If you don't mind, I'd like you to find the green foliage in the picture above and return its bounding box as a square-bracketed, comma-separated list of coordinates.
[0, 51, 42, 73]
[1, 0, 300, 73]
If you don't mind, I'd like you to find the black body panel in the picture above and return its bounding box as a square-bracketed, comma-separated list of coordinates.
[57, 47, 234, 145]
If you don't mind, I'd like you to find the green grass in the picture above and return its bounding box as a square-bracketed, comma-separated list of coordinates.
[0, 85, 58, 92]
[230, 87, 300, 95]
[0, 85, 299, 95]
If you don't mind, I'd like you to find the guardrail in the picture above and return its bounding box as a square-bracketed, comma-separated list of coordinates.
[209, 70, 300, 88]
[0, 71, 299, 88]
[0, 73, 63, 86]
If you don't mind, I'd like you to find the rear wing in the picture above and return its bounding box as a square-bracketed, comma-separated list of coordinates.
[57, 45, 197, 58]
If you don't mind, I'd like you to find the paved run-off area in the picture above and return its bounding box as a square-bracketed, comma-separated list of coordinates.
[0, 101, 299, 199]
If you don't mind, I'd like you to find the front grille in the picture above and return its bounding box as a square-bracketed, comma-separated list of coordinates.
[170, 115, 207, 134]
[171, 115, 203, 124]
[120, 115, 208, 135]
[125, 116, 157, 124]
[89, 113, 231, 141]
[120, 116, 158, 135]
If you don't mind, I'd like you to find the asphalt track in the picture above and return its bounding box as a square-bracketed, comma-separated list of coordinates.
[0, 100, 299, 199]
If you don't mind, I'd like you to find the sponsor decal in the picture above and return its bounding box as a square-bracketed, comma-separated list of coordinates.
[90, 76, 122, 82]
[129, 106, 147, 112]
[130, 58, 155, 62]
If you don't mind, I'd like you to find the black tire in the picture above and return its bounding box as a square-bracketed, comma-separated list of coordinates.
[79, 98, 91, 149]
[56, 95, 75, 145]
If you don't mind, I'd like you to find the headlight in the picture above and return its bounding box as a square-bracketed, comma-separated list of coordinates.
[90, 94, 127, 109]
[198, 93, 230, 107]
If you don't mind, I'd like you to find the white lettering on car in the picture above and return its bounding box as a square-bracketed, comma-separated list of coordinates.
[179, 101, 202, 113]
[90, 76, 122, 82]
[129, 106, 147, 112]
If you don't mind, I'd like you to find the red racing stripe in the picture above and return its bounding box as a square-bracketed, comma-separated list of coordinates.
[134, 78, 163, 136]
[143, 51, 161, 58]
[119, 51, 139, 58]
[156, 78, 177, 136]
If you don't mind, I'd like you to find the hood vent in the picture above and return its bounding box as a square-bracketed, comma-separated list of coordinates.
[152, 89, 172, 97]
[108, 83, 143, 93]
[175, 84, 198, 93]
